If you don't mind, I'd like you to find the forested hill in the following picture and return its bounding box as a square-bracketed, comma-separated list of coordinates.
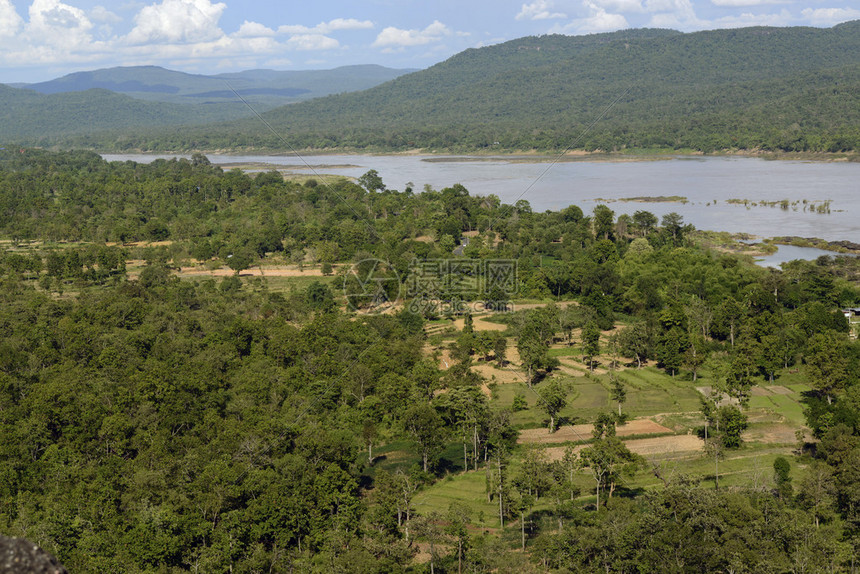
[80, 21, 860, 154]
[0, 65, 414, 145]
[22, 64, 415, 109]
[0, 85, 255, 141]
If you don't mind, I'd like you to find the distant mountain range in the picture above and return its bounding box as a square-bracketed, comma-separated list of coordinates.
[19, 64, 415, 107]
[2, 23, 860, 153]
[0, 65, 416, 143]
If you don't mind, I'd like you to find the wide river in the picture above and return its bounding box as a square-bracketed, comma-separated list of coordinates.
[103, 153, 859, 243]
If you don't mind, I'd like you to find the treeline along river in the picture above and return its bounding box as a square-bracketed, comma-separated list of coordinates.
[103, 154, 860, 244]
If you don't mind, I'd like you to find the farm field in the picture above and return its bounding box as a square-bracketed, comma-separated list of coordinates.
[406, 307, 814, 524]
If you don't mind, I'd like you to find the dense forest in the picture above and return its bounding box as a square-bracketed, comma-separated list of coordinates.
[23, 22, 860, 155]
[1, 150, 860, 572]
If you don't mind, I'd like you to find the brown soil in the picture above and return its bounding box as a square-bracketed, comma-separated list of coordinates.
[452, 316, 508, 332]
[518, 419, 673, 445]
[543, 434, 703, 461]
[623, 434, 704, 456]
[743, 423, 798, 445]
[696, 386, 740, 406]
[177, 265, 327, 278]
[471, 363, 526, 385]
[438, 349, 453, 370]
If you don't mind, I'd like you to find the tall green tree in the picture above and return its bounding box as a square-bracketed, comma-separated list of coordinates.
[538, 380, 567, 433]
[581, 320, 601, 372]
[805, 331, 849, 404]
[403, 403, 447, 472]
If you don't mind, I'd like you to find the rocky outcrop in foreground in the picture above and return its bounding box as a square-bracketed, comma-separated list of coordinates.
[0, 536, 67, 574]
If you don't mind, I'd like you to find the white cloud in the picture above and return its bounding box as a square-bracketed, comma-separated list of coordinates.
[235, 20, 275, 38]
[588, 0, 645, 13]
[801, 7, 860, 26]
[0, 1, 367, 72]
[711, 9, 793, 27]
[278, 18, 373, 35]
[28, 0, 94, 48]
[126, 0, 226, 44]
[551, 0, 629, 33]
[517, 1, 567, 20]
[90, 5, 121, 23]
[580, 1, 630, 30]
[372, 20, 452, 49]
[286, 33, 339, 51]
[710, 0, 785, 6]
[0, 0, 23, 38]
[324, 18, 374, 32]
[645, 0, 704, 28]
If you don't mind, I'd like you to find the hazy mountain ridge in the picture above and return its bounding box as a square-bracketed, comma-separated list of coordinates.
[0, 86, 255, 141]
[21, 64, 416, 107]
[0, 64, 417, 145]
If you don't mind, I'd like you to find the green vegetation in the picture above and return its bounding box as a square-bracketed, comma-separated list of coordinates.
[24, 64, 414, 109]
[39, 22, 860, 154]
[1, 149, 860, 571]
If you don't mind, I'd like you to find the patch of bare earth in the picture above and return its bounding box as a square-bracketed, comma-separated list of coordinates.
[518, 419, 673, 445]
[472, 363, 525, 385]
[555, 363, 588, 378]
[509, 302, 578, 311]
[177, 265, 327, 278]
[543, 434, 703, 461]
[750, 384, 796, 397]
[438, 349, 453, 370]
[743, 424, 799, 444]
[696, 386, 740, 406]
[452, 316, 508, 332]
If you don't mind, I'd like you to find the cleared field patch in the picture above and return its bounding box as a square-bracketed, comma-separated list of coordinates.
[518, 418, 672, 445]
[544, 434, 704, 461]
[452, 316, 509, 332]
[176, 264, 331, 278]
[472, 363, 525, 385]
[412, 470, 504, 529]
[743, 423, 798, 445]
[617, 368, 704, 414]
[625, 434, 704, 456]
[568, 379, 610, 410]
[746, 386, 807, 427]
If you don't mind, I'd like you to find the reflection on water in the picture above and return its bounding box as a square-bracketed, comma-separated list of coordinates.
[103, 153, 860, 244]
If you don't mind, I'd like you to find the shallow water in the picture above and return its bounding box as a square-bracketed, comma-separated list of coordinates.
[755, 244, 857, 268]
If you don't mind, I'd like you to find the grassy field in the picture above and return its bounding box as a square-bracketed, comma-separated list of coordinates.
[406, 308, 813, 525]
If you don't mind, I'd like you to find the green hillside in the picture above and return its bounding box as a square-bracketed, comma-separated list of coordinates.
[102, 22, 860, 153]
[23, 64, 416, 109]
[0, 85, 255, 142]
[5, 23, 860, 153]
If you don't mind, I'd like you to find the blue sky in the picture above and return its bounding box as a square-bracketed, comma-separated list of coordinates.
[1, 0, 858, 82]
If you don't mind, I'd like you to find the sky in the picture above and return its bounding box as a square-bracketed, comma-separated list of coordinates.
[0, 0, 859, 83]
